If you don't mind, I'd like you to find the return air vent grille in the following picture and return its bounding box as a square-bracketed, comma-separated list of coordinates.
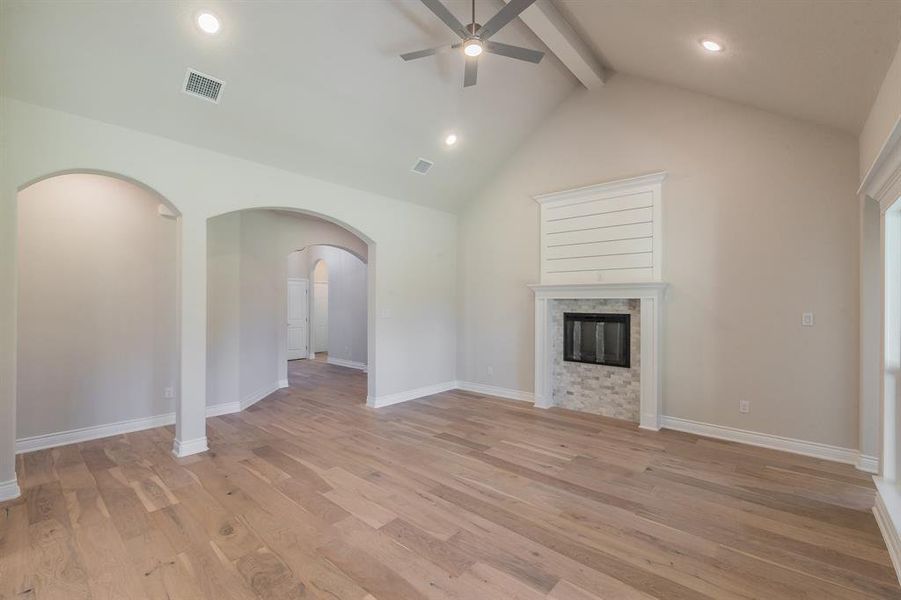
[411, 158, 433, 175]
[183, 69, 224, 103]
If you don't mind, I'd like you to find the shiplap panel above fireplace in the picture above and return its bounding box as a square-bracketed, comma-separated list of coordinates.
[535, 172, 666, 285]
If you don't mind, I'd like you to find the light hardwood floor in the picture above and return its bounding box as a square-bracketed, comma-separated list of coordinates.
[2, 358, 899, 599]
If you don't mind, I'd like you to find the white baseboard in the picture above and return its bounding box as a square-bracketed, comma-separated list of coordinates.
[16, 402, 247, 454]
[206, 402, 241, 417]
[661, 416, 861, 465]
[278, 378, 289, 388]
[367, 381, 457, 408]
[455, 381, 534, 403]
[858, 454, 880, 474]
[241, 381, 284, 410]
[327, 357, 367, 371]
[16, 412, 176, 454]
[0, 478, 21, 502]
[171, 436, 208, 458]
[874, 478, 901, 586]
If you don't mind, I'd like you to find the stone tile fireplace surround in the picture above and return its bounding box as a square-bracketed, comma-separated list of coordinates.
[530, 282, 667, 430]
[552, 298, 641, 421]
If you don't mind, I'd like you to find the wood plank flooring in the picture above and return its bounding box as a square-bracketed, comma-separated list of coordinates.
[2, 358, 899, 599]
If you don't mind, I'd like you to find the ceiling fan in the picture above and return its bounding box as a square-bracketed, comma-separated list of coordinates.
[401, 0, 544, 87]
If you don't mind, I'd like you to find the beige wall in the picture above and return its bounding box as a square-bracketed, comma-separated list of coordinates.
[17, 173, 177, 438]
[207, 211, 241, 408]
[860, 39, 901, 182]
[458, 73, 860, 448]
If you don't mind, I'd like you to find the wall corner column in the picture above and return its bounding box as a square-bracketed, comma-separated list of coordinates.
[173, 214, 209, 458]
[0, 183, 21, 501]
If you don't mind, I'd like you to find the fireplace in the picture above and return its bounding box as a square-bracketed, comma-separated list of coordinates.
[563, 312, 631, 368]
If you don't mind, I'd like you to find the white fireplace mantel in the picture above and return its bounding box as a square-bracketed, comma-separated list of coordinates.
[529, 282, 668, 430]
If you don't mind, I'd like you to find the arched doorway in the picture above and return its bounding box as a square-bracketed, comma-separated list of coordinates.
[15, 171, 180, 453]
[206, 208, 374, 414]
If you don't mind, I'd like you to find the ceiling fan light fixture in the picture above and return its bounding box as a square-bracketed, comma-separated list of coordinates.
[463, 39, 483, 57]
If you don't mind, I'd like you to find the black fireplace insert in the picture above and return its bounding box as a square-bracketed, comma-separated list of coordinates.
[563, 312, 630, 368]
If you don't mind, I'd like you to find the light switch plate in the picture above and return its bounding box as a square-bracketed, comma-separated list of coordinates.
[801, 312, 814, 327]
[739, 399, 750, 414]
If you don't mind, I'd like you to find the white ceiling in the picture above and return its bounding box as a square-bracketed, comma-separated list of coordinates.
[0, 0, 576, 213]
[555, 0, 901, 134]
[3, 1, 900, 214]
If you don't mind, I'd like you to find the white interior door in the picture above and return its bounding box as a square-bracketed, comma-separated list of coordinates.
[287, 278, 309, 360]
[313, 281, 329, 353]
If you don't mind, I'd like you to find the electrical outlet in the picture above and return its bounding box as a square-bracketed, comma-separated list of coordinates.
[164, 386, 174, 399]
[739, 399, 750, 414]
[486, 366, 494, 378]
[801, 312, 814, 327]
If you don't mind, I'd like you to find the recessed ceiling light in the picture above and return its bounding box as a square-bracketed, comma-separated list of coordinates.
[445, 133, 458, 146]
[700, 39, 724, 53]
[197, 12, 220, 34]
[463, 39, 483, 57]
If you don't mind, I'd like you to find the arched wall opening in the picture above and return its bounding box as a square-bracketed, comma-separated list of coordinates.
[206, 208, 375, 410]
[15, 172, 180, 448]
[1, 99, 458, 498]
[291, 246, 368, 374]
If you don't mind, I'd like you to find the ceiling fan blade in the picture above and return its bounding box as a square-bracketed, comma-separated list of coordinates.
[400, 45, 452, 61]
[419, 0, 470, 39]
[484, 41, 544, 63]
[477, 0, 538, 40]
[463, 56, 478, 87]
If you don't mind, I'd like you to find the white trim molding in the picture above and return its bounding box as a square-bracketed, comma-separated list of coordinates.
[456, 381, 534, 403]
[530, 281, 667, 430]
[241, 380, 285, 411]
[0, 478, 21, 503]
[16, 412, 176, 454]
[16, 403, 247, 454]
[858, 454, 880, 474]
[172, 436, 208, 458]
[662, 416, 863, 465]
[206, 402, 241, 418]
[860, 118, 901, 205]
[367, 381, 457, 408]
[874, 477, 901, 586]
[327, 357, 367, 371]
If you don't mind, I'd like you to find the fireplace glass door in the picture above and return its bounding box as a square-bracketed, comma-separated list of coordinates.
[563, 313, 630, 368]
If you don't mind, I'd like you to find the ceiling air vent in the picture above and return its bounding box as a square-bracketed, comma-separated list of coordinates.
[183, 68, 225, 103]
[411, 158, 433, 175]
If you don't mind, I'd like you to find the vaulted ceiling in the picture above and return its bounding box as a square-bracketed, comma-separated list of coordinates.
[1, 1, 576, 213]
[3, 1, 900, 213]
[556, 0, 901, 134]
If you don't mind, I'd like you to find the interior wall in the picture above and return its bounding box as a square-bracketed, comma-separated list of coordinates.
[207, 210, 369, 408]
[17, 173, 177, 438]
[458, 73, 860, 449]
[860, 39, 901, 181]
[295, 245, 368, 366]
[312, 259, 329, 353]
[206, 211, 241, 407]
